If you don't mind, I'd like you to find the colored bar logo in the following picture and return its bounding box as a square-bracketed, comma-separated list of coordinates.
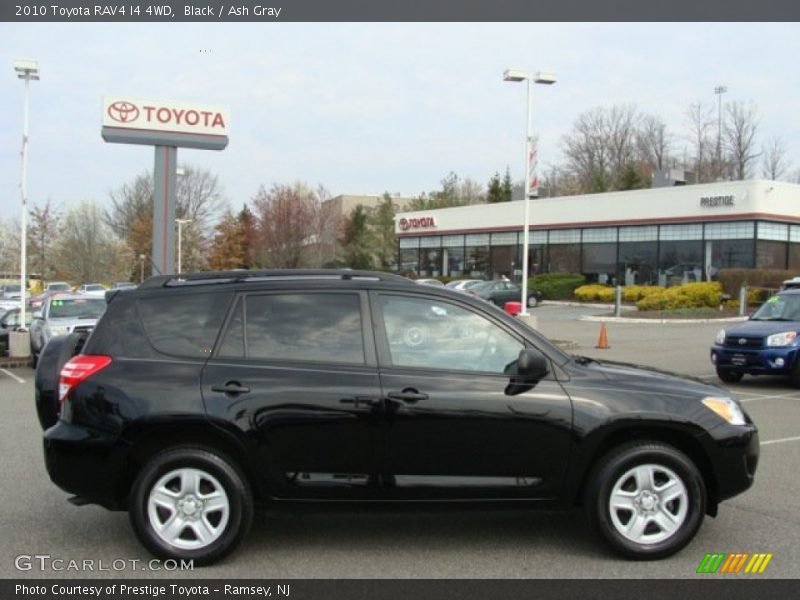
[696, 553, 773, 574]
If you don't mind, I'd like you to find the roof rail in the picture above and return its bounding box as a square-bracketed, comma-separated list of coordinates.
[138, 269, 414, 289]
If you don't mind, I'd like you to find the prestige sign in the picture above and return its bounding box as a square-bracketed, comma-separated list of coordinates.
[700, 194, 735, 208]
[103, 96, 229, 137]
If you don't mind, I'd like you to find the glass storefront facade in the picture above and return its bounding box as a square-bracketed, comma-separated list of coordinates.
[398, 220, 800, 285]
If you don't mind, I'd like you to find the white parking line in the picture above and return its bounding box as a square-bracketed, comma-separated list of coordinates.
[739, 392, 800, 403]
[761, 435, 800, 446]
[0, 369, 26, 384]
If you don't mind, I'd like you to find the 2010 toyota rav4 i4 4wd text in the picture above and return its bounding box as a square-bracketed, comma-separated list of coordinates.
[37, 270, 759, 565]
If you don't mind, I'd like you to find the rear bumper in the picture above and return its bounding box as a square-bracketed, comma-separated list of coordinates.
[43, 421, 130, 510]
[710, 343, 800, 376]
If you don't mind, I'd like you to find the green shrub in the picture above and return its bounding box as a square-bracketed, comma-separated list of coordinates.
[529, 272, 586, 300]
[636, 282, 723, 311]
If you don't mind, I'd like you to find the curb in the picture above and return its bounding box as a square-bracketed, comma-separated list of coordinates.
[579, 315, 748, 324]
[542, 300, 636, 311]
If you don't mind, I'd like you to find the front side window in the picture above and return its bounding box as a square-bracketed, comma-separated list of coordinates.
[379, 295, 523, 374]
[220, 293, 365, 365]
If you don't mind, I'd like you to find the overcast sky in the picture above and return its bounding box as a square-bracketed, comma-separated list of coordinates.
[1, 22, 799, 220]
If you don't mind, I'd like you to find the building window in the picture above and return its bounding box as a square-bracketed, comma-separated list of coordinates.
[704, 222, 754, 240]
[757, 222, 789, 241]
[709, 239, 754, 272]
[659, 240, 703, 285]
[419, 248, 442, 276]
[399, 237, 419, 249]
[756, 241, 787, 269]
[443, 247, 465, 277]
[549, 245, 580, 273]
[660, 224, 703, 241]
[419, 236, 441, 248]
[582, 243, 617, 283]
[619, 241, 658, 285]
[549, 229, 580, 244]
[441, 235, 465, 248]
[619, 226, 658, 242]
[465, 245, 490, 278]
[491, 231, 518, 245]
[465, 233, 490, 246]
[399, 248, 419, 273]
[582, 227, 617, 243]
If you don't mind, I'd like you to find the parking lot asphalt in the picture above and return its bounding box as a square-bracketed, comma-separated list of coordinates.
[1, 304, 799, 579]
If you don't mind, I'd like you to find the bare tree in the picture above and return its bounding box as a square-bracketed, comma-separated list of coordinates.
[0, 218, 20, 276]
[251, 183, 315, 268]
[637, 114, 672, 172]
[53, 201, 131, 283]
[761, 135, 789, 181]
[685, 101, 716, 182]
[724, 100, 760, 180]
[562, 105, 642, 192]
[27, 199, 61, 281]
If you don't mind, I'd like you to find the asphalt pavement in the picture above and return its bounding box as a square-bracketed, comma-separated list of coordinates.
[1, 304, 798, 579]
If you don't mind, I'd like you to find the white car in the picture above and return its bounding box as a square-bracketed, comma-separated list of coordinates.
[77, 283, 108, 297]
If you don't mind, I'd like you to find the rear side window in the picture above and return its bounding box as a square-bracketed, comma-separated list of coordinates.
[137, 292, 232, 358]
[218, 293, 365, 365]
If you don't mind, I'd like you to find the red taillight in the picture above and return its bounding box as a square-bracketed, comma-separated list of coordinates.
[58, 355, 112, 405]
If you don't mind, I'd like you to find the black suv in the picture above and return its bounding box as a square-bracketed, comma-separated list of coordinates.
[38, 270, 759, 565]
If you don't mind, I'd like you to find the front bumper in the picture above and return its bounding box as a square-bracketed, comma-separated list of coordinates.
[710, 343, 800, 376]
[43, 420, 130, 510]
[707, 423, 759, 503]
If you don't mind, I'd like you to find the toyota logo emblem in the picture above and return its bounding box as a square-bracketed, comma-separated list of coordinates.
[738, 338, 747, 345]
[107, 101, 140, 123]
[399, 218, 410, 231]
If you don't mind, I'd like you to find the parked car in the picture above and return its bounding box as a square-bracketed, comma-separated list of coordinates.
[469, 279, 544, 308]
[414, 278, 445, 287]
[77, 283, 108, 297]
[0, 283, 23, 312]
[711, 288, 800, 385]
[37, 269, 759, 565]
[445, 279, 485, 292]
[29, 294, 106, 366]
[45, 281, 72, 293]
[28, 289, 68, 311]
[0, 307, 32, 349]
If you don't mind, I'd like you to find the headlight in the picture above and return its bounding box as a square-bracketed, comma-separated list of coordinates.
[47, 325, 69, 337]
[766, 331, 797, 347]
[715, 329, 726, 344]
[702, 396, 746, 426]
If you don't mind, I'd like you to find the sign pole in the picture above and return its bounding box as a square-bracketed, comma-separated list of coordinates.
[152, 146, 177, 275]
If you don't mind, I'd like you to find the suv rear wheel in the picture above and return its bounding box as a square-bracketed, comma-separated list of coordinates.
[585, 441, 706, 559]
[129, 447, 253, 565]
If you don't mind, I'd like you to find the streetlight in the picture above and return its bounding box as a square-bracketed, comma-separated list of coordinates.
[175, 218, 192, 274]
[503, 68, 556, 316]
[13, 59, 39, 344]
[714, 85, 727, 177]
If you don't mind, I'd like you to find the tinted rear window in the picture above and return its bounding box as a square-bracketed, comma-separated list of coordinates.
[137, 292, 232, 358]
[218, 293, 364, 365]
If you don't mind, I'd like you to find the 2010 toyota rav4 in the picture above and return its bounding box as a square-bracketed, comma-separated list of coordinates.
[38, 270, 759, 565]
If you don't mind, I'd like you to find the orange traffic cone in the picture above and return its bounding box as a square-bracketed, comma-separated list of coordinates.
[595, 323, 610, 349]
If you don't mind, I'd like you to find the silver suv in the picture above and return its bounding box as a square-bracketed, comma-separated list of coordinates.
[29, 294, 106, 366]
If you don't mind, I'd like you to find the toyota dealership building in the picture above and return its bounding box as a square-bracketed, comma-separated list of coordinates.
[394, 179, 800, 286]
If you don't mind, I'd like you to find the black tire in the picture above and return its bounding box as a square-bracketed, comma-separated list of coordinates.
[585, 441, 706, 560]
[716, 367, 744, 384]
[129, 447, 253, 566]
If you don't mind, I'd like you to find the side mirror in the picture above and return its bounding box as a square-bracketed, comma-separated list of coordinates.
[517, 347, 549, 382]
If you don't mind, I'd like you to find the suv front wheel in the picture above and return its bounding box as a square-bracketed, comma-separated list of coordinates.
[129, 447, 253, 565]
[585, 441, 706, 559]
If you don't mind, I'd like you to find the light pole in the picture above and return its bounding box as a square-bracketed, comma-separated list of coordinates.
[714, 85, 727, 177]
[13, 59, 39, 343]
[503, 68, 556, 316]
[175, 218, 192, 274]
[139, 254, 146, 283]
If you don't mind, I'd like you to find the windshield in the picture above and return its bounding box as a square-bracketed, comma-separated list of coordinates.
[3, 284, 21, 293]
[84, 284, 105, 291]
[48, 298, 106, 319]
[751, 294, 800, 321]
